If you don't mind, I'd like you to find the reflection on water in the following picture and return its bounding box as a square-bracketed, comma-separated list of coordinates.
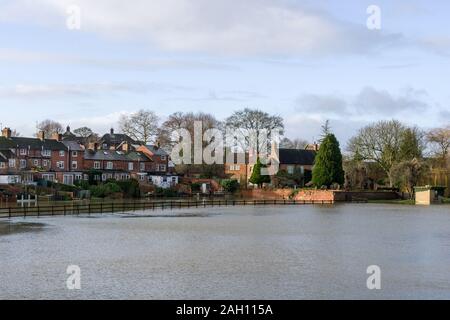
[0, 203, 450, 300]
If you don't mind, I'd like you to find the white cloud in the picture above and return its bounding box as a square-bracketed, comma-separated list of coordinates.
[353, 86, 429, 115]
[296, 93, 349, 115]
[0, 82, 192, 99]
[0, 0, 401, 56]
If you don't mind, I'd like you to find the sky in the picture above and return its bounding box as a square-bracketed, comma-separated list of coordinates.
[0, 0, 449, 146]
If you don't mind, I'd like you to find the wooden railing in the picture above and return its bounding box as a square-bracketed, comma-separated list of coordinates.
[0, 198, 361, 219]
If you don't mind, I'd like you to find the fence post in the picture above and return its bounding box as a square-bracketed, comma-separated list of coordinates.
[37, 205, 40, 218]
[24, 205, 27, 218]
[64, 205, 66, 216]
[8, 207, 11, 219]
[112, 202, 114, 214]
[100, 203, 103, 214]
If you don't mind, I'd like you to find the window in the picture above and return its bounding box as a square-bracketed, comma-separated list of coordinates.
[42, 174, 55, 182]
[139, 174, 146, 181]
[57, 161, 65, 169]
[20, 159, 27, 168]
[300, 166, 305, 174]
[159, 164, 166, 172]
[33, 159, 39, 166]
[75, 174, 82, 180]
[72, 161, 78, 169]
[43, 160, 49, 167]
[140, 163, 145, 171]
[229, 165, 241, 171]
[72, 151, 78, 157]
[59, 150, 65, 157]
[0, 162, 5, 169]
[287, 165, 294, 174]
[102, 144, 108, 149]
[161, 155, 166, 161]
[106, 162, 113, 170]
[20, 148, 27, 155]
[128, 162, 134, 171]
[94, 161, 101, 169]
[42, 150, 51, 157]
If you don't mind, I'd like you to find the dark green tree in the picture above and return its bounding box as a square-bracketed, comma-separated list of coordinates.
[249, 158, 271, 187]
[312, 133, 344, 187]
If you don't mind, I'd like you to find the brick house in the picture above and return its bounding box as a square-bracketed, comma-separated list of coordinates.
[0, 128, 70, 184]
[137, 144, 179, 188]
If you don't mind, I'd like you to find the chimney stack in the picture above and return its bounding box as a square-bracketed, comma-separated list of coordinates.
[51, 132, 62, 141]
[110, 128, 114, 135]
[122, 141, 129, 152]
[38, 131, 45, 141]
[2, 127, 11, 139]
[88, 142, 98, 151]
[66, 126, 71, 133]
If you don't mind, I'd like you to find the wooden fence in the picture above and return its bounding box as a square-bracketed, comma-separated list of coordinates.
[0, 198, 358, 219]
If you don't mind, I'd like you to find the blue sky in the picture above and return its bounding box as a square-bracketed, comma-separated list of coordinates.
[0, 0, 449, 146]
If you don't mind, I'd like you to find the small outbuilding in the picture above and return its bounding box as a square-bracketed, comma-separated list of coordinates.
[414, 186, 446, 205]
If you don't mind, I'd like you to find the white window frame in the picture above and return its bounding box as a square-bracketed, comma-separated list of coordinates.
[106, 162, 113, 170]
[140, 162, 145, 171]
[94, 161, 101, 169]
[0, 162, 6, 169]
[161, 155, 166, 161]
[33, 159, 39, 166]
[20, 148, 27, 155]
[72, 151, 78, 157]
[57, 161, 65, 169]
[72, 161, 78, 170]
[42, 150, 51, 157]
[128, 162, 134, 171]
[43, 159, 49, 167]
[59, 150, 65, 157]
[159, 164, 166, 172]
[20, 159, 27, 168]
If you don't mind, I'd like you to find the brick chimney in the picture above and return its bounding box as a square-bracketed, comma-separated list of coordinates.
[38, 131, 45, 141]
[88, 142, 98, 151]
[110, 128, 114, 135]
[51, 132, 62, 141]
[2, 127, 11, 139]
[122, 141, 129, 152]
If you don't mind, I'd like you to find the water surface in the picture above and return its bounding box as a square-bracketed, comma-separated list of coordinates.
[1, 204, 449, 299]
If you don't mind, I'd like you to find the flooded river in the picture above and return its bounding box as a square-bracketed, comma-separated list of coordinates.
[1, 203, 449, 299]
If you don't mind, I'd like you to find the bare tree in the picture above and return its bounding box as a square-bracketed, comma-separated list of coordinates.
[119, 109, 159, 144]
[347, 120, 408, 187]
[280, 137, 309, 149]
[426, 125, 450, 165]
[159, 111, 221, 149]
[74, 127, 94, 138]
[224, 108, 284, 153]
[11, 129, 21, 137]
[36, 119, 63, 138]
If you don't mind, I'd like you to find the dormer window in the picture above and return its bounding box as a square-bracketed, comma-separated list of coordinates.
[59, 150, 65, 157]
[19, 148, 27, 155]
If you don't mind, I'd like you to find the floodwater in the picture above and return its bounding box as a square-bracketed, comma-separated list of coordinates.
[0, 203, 449, 300]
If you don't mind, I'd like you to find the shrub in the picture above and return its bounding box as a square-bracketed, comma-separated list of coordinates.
[221, 179, 240, 193]
[90, 182, 122, 198]
[116, 179, 141, 198]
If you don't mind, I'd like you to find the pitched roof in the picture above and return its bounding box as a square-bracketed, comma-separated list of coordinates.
[145, 145, 168, 156]
[99, 133, 138, 147]
[84, 150, 151, 162]
[278, 148, 316, 165]
[0, 150, 15, 161]
[0, 136, 67, 151]
[62, 140, 85, 151]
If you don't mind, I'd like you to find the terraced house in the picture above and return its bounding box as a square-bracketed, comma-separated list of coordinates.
[0, 128, 69, 184]
[0, 126, 179, 188]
